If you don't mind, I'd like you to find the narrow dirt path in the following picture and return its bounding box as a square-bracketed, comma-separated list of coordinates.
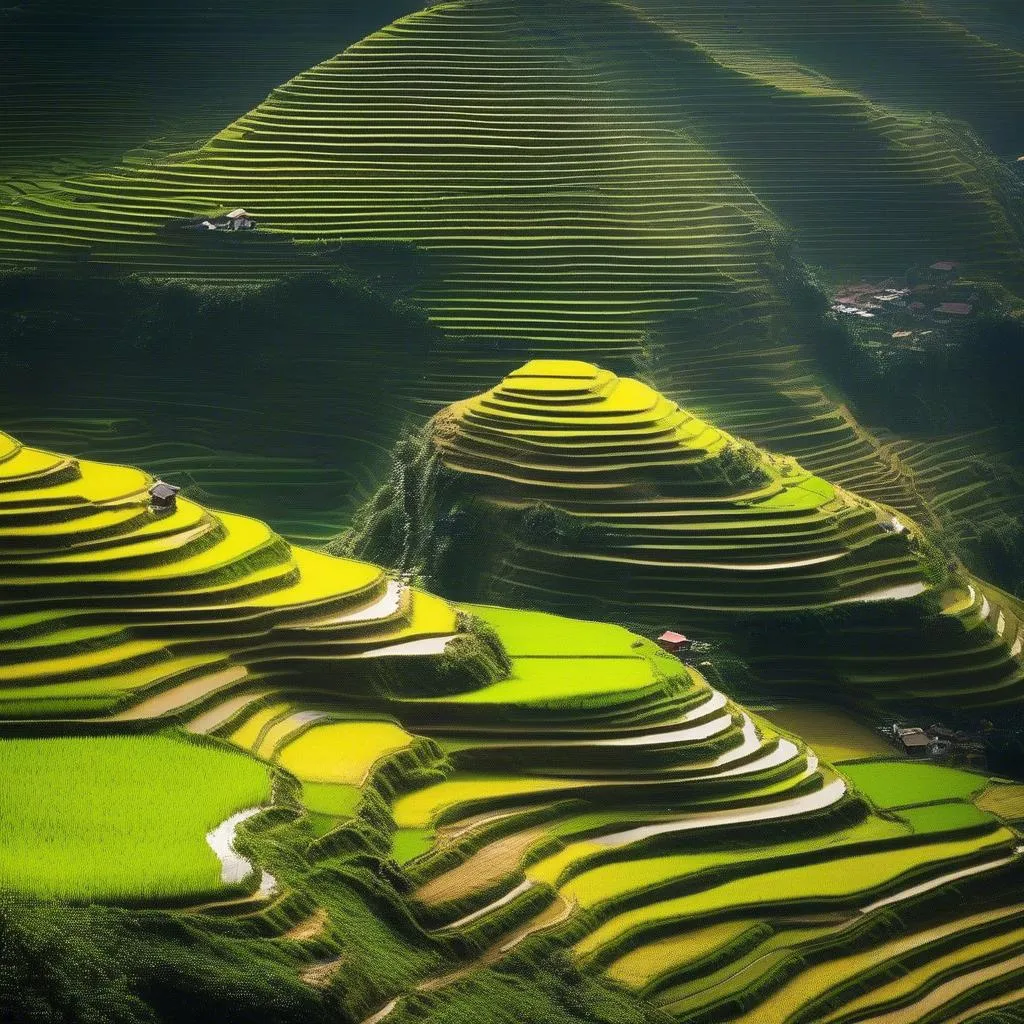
[285, 907, 328, 941]
[301, 956, 347, 988]
[186, 688, 269, 734]
[109, 665, 248, 720]
[415, 825, 549, 906]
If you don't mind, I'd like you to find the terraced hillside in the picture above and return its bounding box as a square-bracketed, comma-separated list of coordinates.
[4, 430, 1024, 1024]
[0, 0, 421, 191]
[0, 270, 440, 545]
[626, 0, 1024, 154]
[0, 427, 476, 722]
[348, 359, 1024, 708]
[4, 451, 1016, 997]
[2, 0, 1022, 553]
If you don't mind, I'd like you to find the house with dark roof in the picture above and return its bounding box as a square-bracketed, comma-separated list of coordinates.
[149, 480, 180, 514]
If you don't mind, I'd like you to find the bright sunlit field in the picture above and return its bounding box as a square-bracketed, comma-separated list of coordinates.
[0, 733, 271, 901]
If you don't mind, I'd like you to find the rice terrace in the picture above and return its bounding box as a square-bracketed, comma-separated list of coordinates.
[3, 3, 1024, 1024]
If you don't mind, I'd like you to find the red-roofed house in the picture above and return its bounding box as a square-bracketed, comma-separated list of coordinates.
[656, 631, 692, 655]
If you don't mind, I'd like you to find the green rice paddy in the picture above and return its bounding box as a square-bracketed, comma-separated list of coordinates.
[3, 3, 1024, 1020]
[0, 733, 271, 901]
[843, 761, 989, 809]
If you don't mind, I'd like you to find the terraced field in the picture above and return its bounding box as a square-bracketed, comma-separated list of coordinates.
[0, 427, 474, 723]
[383, 607, 1024, 1024]
[4, 3, 1024, 1017]
[2, 431, 1024, 1024]
[351, 358, 1024, 707]
[0, 0, 421, 189]
[2, 0, 1022, 560]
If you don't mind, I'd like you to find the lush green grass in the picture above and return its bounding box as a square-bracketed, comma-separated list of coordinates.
[436, 657, 661, 707]
[897, 801, 996, 833]
[463, 604, 656, 657]
[0, 733, 271, 901]
[299, 781, 362, 818]
[391, 828, 435, 865]
[843, 761, 989, 809]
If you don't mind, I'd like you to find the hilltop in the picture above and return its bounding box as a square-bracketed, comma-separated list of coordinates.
[0, 0, 421, 187]
[346, 359, 1024, 709]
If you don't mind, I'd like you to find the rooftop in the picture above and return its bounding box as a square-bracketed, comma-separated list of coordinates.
[149, 480, 181, 500]
[658, 631, 690, 645]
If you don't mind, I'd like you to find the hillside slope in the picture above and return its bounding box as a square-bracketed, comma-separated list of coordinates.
[2, 0, 1021, 564]
[3, 429, 1024, 1024]
[347, 359, 1024, 709]
[0, 0, 421, 188]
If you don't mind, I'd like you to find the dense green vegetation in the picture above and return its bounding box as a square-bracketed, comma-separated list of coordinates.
[0, 268, 437, 542]
[4, 2, 1024, 1022]
[0, 733, 270, 901]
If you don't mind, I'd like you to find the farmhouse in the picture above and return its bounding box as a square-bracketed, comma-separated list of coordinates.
[193, 209, 257, 231]
[149, 480, 180, 513]
[895, 726, 931, 758]
[880, 515, 907, 534]
[656, 630, 692, 656]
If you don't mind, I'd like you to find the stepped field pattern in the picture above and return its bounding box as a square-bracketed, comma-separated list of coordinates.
[4, 2, 1024, 1022]
[351, 358, 1024, 708]
[2, 434, 1024, 1022]
[3, 0, 1024, 556]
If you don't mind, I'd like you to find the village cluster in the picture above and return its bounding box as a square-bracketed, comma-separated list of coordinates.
[886, 721, 987, 766]
[831, 260, 979, 353]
